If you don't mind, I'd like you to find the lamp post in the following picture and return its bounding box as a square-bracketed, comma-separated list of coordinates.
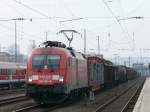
[114, 54, 118, 65]
[12, 18, 26, 62]
[118, 56, 120, 65]
[97, 36, 100, 55]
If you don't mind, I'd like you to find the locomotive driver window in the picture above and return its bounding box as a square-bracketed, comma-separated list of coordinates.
[47, 55, 60, 70]
[32, 54, 60, 70]
[32, 55, 45, 69]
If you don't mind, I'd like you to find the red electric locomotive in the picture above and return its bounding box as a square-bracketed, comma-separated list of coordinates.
[26, 41, 88, 104]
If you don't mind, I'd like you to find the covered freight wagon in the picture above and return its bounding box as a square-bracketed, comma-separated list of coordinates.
[126, 67, 138, 80]
[116, 65, 127, 83]
[103, 60, 117, 87]
[87, 56, 104, 91]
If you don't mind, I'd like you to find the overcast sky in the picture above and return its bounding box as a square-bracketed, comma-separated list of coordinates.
[0, 0, 149, 58]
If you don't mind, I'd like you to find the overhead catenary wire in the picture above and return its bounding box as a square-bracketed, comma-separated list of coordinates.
[1, 0, 25, 17]
[116, 0, 133, 44]
[0, 22, 43, 49]
[0, 18, 57, 45]
[0, 1, 58, 42]
[101, 0, 132, 41]
[126, 0, 145, 15]
[11, 0, 61, 27]
[61, 0, 76, 17]
[0, 16, 147, 22]
[0, 22, 42, 40]
[0, 0, 57, 37]
[117, 0, 135, 52]
[12, 0, 50, 18]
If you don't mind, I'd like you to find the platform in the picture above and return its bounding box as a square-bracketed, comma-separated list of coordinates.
[133, 77, 150, 112]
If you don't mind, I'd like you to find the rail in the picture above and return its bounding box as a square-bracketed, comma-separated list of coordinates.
[0, 95, 28, 106]
[121, 79, 145, 112]
[94, 79, 144, 112]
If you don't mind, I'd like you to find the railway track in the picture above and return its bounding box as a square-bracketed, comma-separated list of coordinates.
[0, 79, 142, 112]
[12, 104, 40, 112]
[120, 79, 145, 112]
[94, 78, 145, 112]
[12, 97, 80, 112]
[0, 95, 29, 106]
[0, 89, 25, 95]
[12, 104, 66, 112]
[13, 104, 65, 112]
[14, 79, 143, 112]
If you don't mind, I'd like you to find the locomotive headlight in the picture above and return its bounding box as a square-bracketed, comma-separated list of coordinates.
[32, 75, 38, 80]
[52, 75, 64, 82]
[52, 75, 59, 80]
[59, 75, 64, 82]
[28, 76, 33, 82]
[28, 75, 38, 82]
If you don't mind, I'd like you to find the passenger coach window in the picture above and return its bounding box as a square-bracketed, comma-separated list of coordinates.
[1, 69, 7, 75]
[7, 69, 12, 75]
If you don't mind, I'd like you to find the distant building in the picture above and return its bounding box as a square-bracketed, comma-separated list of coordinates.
[133, 63, 144, 75]
[0, 52, 27, 64]
[0, 52, 14, 62]
[133, 63, 150, 76]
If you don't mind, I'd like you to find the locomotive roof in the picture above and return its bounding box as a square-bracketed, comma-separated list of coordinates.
[39, 41, 66, 48]
[0, 62, 26, 69]
[33, 47, 71, 55]
[33, 41, 86, 59]
[32, 47, 86, 59]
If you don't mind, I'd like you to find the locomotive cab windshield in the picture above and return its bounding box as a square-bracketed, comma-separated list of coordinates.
[32, 54, 60, 70]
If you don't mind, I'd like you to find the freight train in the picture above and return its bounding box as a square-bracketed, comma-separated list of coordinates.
[0, 62, 26, 89]
[26, 41, 139, 104]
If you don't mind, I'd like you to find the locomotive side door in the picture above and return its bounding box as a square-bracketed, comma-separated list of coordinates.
[67, 57, 77, 91]
[75, 53, 88, 89]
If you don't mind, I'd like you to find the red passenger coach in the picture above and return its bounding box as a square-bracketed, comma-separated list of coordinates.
[26, 41, 88, 104]
[0, 62, 26, 89]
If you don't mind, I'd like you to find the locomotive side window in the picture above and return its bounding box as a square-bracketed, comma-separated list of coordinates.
[32, 54, 60, 70]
